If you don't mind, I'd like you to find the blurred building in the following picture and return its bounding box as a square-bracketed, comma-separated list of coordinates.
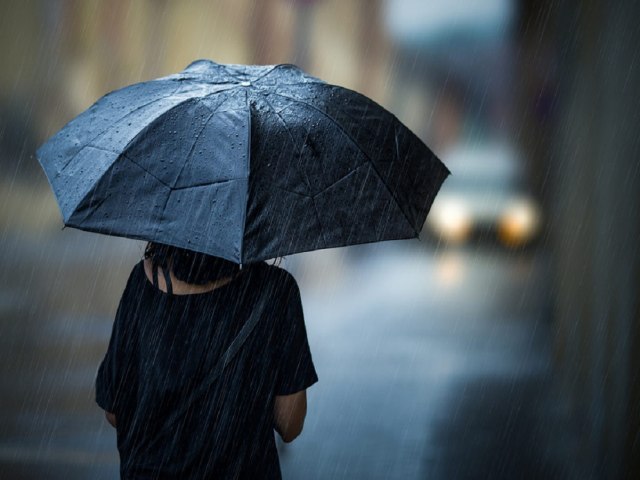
[517, 1, 640, 478]
[0, 0, 394, 153]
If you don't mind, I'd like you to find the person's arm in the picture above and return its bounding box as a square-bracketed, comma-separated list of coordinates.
[96, 262, 139, 429]
[105, 411, 117, 428]
[272, 271, 318, 442]
[273, 390, 307, 443]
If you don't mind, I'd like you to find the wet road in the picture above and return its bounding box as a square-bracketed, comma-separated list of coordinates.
[0, 231, 576, 479]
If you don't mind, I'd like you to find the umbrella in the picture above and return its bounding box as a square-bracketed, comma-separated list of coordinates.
[37, 59, 451, 263]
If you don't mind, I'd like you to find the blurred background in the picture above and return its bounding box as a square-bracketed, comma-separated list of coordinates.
[0, 0, 638, 478]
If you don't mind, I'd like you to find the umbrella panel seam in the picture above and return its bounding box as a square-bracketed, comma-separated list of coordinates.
[250, 180, 331, 249]
[171, 178, 246, 191]
[246, 64, 280, 84]
[257, 181, 310, 198]
[69, 182, 111, 225]
[109, 87, 238, 191]
[122, 153, 172, 188]
[240, 90, 250, 264]
[309, 162, 364, 198]
[309, 195, 330, 249]
[69, 94, 223, 245]
[83, 144, 120, 155]
[269, 91, 418, 232]
[168, 103, 217, 190]
[257, 94, 313, 194]
[55, 84, 183, 176]
[69, 157, 168, 230]
[57, 91, 215, 216]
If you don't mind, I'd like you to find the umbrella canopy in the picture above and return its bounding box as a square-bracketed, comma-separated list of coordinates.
[37, 59, 451, 263]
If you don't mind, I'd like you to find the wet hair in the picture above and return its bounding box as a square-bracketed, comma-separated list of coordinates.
[144, 242, 241, 285]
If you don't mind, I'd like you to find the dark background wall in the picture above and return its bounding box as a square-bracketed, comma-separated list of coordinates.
[517, 1, 640, 477]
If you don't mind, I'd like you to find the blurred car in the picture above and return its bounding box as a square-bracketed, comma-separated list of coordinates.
[423, 141, 543, 248]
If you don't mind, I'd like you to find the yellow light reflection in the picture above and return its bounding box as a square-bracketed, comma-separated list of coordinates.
[436, 249, 465, 287]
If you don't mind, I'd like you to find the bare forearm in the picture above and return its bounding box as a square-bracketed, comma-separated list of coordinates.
[105, 411, 117, 428]
[273, 392, 307, 442]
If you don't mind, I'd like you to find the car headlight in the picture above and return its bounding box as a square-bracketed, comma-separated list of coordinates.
[498, 198, 542, 246]
[427, 198, 472, 243]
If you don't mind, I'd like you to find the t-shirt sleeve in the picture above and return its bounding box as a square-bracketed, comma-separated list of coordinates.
[95, 263, 139, 413]
[95, 299, 125, 413]
[274, 272, 319, 396]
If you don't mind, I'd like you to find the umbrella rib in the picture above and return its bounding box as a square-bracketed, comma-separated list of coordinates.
[170, 177, 244, 191]
[69, 95, 212, 219]
[309, 196, 330, 249]
[257, 95, 330, 247]
[69, 185, 111, 225]
[253, 180, 329, 255]
[241, 89, 250, 264]
[250, 64, 281, 83]
[154, 95, 239, 256]
[169, 103, 218, 190]
[81, 144, 120, 155]
[267, 183, 309, 197]
[122, 153, 172, 188]
[70, 84, 236, 186]
[310, 162, 363, 197]
[259, 95, 313, 194]
[70, 151, 172, 228]
[270, 92, 417, 232]
[152, 100, 221, 244]
[56, 84, 184, 175]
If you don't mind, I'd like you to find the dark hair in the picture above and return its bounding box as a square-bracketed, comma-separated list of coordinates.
[144, 242, 241, 285]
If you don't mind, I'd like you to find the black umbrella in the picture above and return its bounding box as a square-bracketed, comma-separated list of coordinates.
[37, 59, 450, 263]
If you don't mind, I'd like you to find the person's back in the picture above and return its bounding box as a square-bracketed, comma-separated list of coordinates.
[95, 244, 318, 479]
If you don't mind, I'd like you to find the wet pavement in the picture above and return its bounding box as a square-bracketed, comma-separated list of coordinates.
[0, 230, 578, 479]
[280, 242, 577, 479]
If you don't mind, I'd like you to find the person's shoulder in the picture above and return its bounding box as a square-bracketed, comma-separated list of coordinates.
[112, 261, 146, 320]
[254, 262, 298, 286]
[121, 259, 146, 296]
[130, 259, 146, 283]
[247, 262, 300, 302]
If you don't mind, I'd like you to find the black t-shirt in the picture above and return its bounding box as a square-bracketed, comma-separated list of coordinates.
[95, 260, 318, 480]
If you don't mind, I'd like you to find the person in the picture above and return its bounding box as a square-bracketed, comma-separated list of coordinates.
[95, 242, 319, 479]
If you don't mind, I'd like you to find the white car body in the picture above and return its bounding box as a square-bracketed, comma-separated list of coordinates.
[424, 141, 542, 247]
